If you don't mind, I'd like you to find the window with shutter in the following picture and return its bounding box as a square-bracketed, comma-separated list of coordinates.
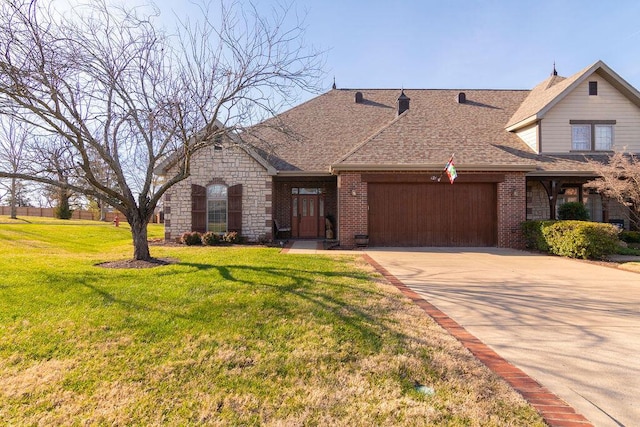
[191, 184, 207, 233]
[228, 184, 242, 235]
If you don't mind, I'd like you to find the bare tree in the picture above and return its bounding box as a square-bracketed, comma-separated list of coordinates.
[33, 138, 78, 219]
[587, 152, 640, 229]
[0, 0, 323, 260]
[0, 116, 29, 219]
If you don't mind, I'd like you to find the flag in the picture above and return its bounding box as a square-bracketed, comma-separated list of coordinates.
[445, 155, 457, 184]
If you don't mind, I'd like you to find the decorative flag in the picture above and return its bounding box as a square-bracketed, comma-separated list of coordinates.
[445, 155, 457, 184]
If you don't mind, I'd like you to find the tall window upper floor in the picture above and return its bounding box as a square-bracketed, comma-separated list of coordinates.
[570, 120, 615, 151]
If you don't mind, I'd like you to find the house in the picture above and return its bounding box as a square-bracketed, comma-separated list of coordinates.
[157, 60, 640, 248]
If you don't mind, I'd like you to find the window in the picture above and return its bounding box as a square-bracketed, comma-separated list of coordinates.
[207, 184, 227, 233]
[589, 81, 598, 96]
[571, 125, 590, 150]
[570, 120, 615, 151]
[594, 125, 613, 150]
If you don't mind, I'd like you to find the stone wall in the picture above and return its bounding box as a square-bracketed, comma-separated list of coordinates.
[526, 181, 550, 220]
[526, 180, 632, 229]
[163, 145, 272, 242]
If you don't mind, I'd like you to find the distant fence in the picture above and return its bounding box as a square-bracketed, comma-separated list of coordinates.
[0, 206, 163, 223]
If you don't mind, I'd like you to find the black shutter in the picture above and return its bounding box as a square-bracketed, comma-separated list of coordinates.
[191, 184, 207, 233]
[228, 184, 242, 235]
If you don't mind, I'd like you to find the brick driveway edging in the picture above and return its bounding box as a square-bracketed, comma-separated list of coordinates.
[363, 254, 593, 427]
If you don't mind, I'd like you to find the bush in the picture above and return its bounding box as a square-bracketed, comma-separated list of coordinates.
[181, 231, 202, 246]
[222, 231, 241, 244]
[54, 201, 73, 220]
[542, 221, 619, 260]
[557, 202, 589, 221]
[521, 220, 556, 251]
[202, 231, 221, 246]
[620, 231, 640, 244]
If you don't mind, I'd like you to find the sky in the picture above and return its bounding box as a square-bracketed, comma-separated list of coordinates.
[151, 0, 640, 100]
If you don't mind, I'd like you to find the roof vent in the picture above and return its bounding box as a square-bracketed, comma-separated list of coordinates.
[397, 89, 410, 115]
[457, 92, 466, 103]
[355, 92, 363, 103]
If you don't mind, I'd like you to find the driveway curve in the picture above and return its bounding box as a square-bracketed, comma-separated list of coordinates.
[365, 247, 640, 427]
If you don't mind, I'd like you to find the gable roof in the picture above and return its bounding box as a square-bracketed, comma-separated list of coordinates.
[506, 60, 640, 131]
[333, 89, 534, 171]
[234, 60, 640, 176]
[153, 119, 277, 176]
[244, 88, 535, 174]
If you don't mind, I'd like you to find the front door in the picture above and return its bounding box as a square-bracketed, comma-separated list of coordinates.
[291, 188, 325, 238]
[298, 194, 318, 238]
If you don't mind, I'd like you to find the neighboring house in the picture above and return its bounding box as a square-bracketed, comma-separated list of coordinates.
[157, 60, 640, 248]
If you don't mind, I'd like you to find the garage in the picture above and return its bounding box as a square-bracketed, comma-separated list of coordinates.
[367, 181, 497, 246]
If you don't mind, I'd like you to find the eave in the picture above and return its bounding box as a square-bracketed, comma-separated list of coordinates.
[275, 170, 333, 177]
[330, 163, 537, 173]
[505, 115, 539, 132]
[526, 170, 599, 178]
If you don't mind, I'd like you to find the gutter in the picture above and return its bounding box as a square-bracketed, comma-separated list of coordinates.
[330, 163, 537, 173]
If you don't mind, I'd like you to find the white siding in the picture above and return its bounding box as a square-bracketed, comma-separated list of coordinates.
[541, 73, 640, 153]
[515, 122, 538, 153]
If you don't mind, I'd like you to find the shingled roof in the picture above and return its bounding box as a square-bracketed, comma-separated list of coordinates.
[506, 60, 640, 130]
[244, 88, 536, 173]
[238, 60, 640, 176]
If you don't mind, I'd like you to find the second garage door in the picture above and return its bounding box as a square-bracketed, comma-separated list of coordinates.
[368, 182, 497, 246]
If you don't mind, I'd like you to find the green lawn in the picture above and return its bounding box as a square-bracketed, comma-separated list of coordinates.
[0, 217, 544, 426]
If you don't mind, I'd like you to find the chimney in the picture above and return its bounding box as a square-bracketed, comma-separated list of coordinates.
[457, 92, 466, 103]
[397, 89, 410, 115]
[355, 91, 363, 103]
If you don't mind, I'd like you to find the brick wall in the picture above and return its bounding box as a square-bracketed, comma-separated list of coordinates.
[497, 172, 527, 248]
[336, 170, 528, 249]
[163, 145, 272, 242]
[272, 178, 337, 231]
[337, 172, 368, 248]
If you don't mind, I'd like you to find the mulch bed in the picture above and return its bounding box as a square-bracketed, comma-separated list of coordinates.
[96, 258, 179, 269]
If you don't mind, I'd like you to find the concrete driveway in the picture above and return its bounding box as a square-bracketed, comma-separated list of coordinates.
[365, 247, 640, 427]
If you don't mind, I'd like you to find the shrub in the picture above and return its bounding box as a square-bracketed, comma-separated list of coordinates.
[542, 220, 619, 260]
[181, 231, 202, 246]
[54, 200, 73, 220]
[620, 231, 640, 244]
[222, 231, 241, 244]
[557, 202, 589, 221]
[521, 220, 556, 251]
[202, 231, 221, 246]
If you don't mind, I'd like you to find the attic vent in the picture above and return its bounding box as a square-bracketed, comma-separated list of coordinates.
[457, 92, 466, 103]
[355, 92, 363, 103]
[589, 81, 598, 96]
[397, 90, 410, 115]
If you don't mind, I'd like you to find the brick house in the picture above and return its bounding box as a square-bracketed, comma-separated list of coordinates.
[157, 60, 640, 248]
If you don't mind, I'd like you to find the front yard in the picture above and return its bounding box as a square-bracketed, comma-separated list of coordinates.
[0, 217, 544, 425]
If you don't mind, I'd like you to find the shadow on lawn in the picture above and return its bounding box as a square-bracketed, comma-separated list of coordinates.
[39, 262, 404, 355]
[177, 262, 392, 352]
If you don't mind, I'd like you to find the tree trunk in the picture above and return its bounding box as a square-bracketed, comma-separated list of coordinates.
[10, 177, 17, 219]
[129, 212, 152, 261]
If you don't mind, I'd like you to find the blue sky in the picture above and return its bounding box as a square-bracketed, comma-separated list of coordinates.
[155, 1, 640, 95]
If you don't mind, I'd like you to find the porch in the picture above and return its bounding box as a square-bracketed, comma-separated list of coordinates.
[272, 176, 338, 240]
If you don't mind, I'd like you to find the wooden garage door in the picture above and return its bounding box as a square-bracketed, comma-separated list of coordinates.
[368, 182, 497, 246]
